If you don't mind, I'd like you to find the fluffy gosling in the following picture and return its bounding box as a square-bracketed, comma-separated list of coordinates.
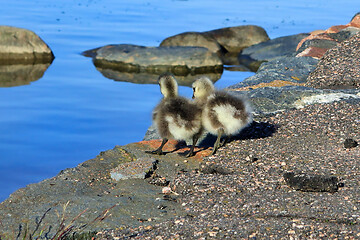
[145, 73, 203, 157]
[192, 76, 252, 155]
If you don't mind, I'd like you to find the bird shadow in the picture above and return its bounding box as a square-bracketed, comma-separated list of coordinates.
[197, 121, 278, 148]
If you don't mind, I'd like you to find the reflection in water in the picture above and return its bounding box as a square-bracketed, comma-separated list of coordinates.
[95, 67, 223, 86]
[0, 63, 51, 87]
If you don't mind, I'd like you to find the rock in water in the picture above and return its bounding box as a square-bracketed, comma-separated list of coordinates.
[83, 44, 223, 76]
[0, 26, 54, 64]
[283, 172, 341, 193]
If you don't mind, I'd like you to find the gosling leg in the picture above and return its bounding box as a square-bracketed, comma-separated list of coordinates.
[212, 128, 224, 155]
[220, 135, 231, 147]
[145, 138, 168, 155]
[185, 133, 201, 158]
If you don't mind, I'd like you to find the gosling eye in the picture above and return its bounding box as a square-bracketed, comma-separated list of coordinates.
[192, 87, 196, 92]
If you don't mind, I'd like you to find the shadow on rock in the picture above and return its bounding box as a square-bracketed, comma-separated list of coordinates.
[0, 63, 52, 87]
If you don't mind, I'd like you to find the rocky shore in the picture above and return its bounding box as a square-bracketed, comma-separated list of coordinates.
[1, 14, 360, 239]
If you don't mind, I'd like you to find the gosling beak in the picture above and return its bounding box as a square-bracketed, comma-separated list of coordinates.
[192, 94, 195, 99]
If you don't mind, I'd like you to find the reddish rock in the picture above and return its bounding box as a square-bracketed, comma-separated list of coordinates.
[296, 46, 329, 59]
[350, 13, 360, 28]
[326, 24, 348, 33]
[136, 139, 212, 160]
[296, 13, 360, 58]
[296, 33, 337, 51]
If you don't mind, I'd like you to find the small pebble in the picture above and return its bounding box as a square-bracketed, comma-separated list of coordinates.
[162, 187, 172, 194]
[344, 138, 358, 148]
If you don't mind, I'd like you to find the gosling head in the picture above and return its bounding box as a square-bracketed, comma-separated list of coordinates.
[192, 76, 215, 100]
[158, 73, 178, 98]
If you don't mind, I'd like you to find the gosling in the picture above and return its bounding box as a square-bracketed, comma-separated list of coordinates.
[145, 73, 203, 157]
[192, 77, 252, 155]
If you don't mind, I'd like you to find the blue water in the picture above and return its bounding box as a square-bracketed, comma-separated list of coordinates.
[0, 0, 358, 201]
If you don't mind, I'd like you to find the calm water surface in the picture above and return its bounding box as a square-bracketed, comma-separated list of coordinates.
[0, 0, 358, 201]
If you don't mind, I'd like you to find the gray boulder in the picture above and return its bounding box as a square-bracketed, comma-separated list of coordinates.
[160, 25, 269, 65]
[0, 26, 54, 64]
[203, 25, 270, 53]
[83, 44, 223, 76]
[226, 55, 360, 115]
[229, 56, 319, 90]
[231, 86, 360, 115]
[160, 32, 224, 55]
[161, 25, 269, 54]
[239, 33, 309, 71]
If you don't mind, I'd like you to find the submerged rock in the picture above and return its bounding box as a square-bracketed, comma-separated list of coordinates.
[83, 44, 223, 76]
[0, 26, 54, 64]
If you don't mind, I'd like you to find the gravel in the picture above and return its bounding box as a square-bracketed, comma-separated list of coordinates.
[306, 32, 360, 89]
[96, 98, 360, 239]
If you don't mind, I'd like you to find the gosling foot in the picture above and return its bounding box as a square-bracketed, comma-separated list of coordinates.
[145, 138, 168, 156]
[145, 149, 166, 155]
[178, 150, 195, 158]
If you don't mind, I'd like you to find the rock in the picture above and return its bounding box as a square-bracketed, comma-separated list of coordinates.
[226, 41, 360, 114]
[143, 124, 160, 141]
[83, 44, 223, 76]
[229, 56, 319, 91]
[110, 157, 158, 180]
[296, 13, 360, 59]
[295, 27, 360, 59]
[204, 25, 269, 53]
[295, 34, 339, 58]
[239, 33, 309, 71]
[160, 25, 269, 65]
[200, 164, 232, 175]
[0, 26, 54, 64]
[229, 86, 360, 115]
[147, 173, 170, 186]
[293, 92, 360, 107]
[0, 141, 210, 238]
[306, 32, 360, 89]
[160, 32, 224, 55]
[283, 172, 341, 193]
[344, 138, 358, 148]
[0, 63, 51, 87]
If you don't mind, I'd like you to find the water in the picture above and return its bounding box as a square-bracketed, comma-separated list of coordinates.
[0, 0, 358, 201]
